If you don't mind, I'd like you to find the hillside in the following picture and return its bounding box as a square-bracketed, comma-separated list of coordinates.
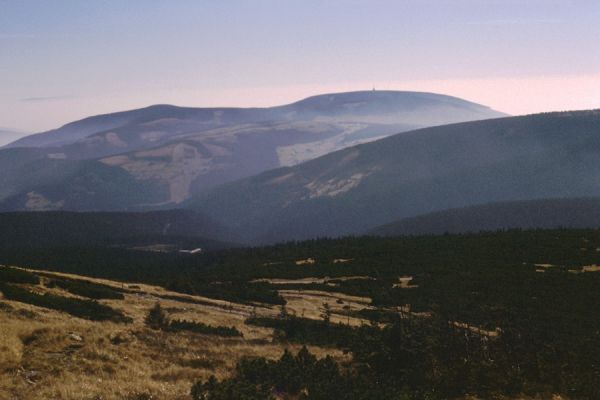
[0, 91, 504, 210]
[1, 230, 600, 399]
[370, 197, 600, 236]
[0, 266, 348, 400]
[0, 210, 236, 250]
[191, 110, 600, 243]
[5, 91, 503, 150]
[0, 154, 166, 212]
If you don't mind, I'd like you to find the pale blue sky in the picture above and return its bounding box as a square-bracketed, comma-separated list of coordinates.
[1, 0, 600, 133]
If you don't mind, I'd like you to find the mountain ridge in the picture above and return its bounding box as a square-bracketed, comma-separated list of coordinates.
[4, 90, 504, 149]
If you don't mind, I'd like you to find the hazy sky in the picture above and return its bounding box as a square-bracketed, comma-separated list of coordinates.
[1, 0, 600, 134]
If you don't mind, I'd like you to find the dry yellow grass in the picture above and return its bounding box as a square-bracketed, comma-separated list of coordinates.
[534, 263, 555, 268]
[582, 264, 600, 273]
[278, 289, 373, 326]
[251, 275, 374, 286]
[0, 270, 350, 400]
[392, 276, 418, 289]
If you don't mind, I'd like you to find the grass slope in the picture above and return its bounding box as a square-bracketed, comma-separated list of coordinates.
[0, 267, 346, 400]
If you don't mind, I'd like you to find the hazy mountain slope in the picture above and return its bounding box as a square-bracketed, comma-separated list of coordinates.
[0, 209, 235, 249]
[4, 91, 504, 150]
[190, 110, 600, 243]
[283, 90, 501, 125]
[3, 105, 209, 149]
[370, 198, 600, 236]
[0, 158, 165, 212]
[96, 121, 411, 203]
[0, 91, 505, 209]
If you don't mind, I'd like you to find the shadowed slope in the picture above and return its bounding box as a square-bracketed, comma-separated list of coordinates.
[191, 110, 600, 243]
[370, 198, 600, 236]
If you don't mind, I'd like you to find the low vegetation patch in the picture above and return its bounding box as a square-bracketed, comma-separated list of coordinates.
[145, 303, 242, 337]
[0, 265, 40, 284]
[246, 315, 359, 348]
[47, 278, 125, 300]
[168, 319, 242, 337]
[0, 282, 130, 322]
[191, 347, 353, 400]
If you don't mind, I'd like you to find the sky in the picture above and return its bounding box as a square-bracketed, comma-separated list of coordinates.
[1, 0, 600, 135]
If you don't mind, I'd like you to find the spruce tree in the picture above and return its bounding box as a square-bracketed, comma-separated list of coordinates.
[145, 302, 167, 329]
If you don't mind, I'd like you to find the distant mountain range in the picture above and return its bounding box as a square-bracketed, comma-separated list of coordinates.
[369, 198, 600, 236]
[190, 110, 600, 243]
[5, 98, 600, 247]
[0, 91, 504, 210]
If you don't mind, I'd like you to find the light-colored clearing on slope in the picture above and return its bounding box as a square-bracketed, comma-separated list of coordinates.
[276, 123, 377, 167]
[295, 258, 316, 265]
[24, 192, 65, 211]
[392, 276, 418, 289]
[568, 264, 600, 274]
[303, 173, 368, 199]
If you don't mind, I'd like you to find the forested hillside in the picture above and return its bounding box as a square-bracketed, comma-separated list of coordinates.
[2, 230, 600, 398]
[0, 210, 236, 250]
[191, 110, 600, 243]
[371, 197, 600, 236]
